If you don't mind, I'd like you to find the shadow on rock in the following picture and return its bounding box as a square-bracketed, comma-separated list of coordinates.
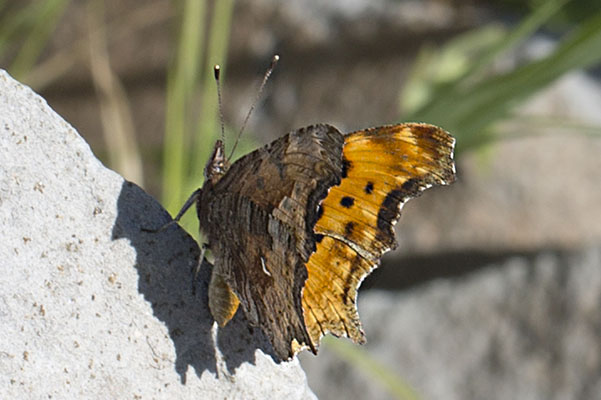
[111, 181, 281, 382]
[217, 307, 279, 374]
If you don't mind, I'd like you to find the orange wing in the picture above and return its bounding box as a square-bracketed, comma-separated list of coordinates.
[300, 123, 455, 349]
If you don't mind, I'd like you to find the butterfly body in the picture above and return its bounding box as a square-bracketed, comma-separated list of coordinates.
[194, 123, 455, 359]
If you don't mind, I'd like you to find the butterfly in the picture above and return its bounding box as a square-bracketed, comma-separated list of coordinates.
[169, 121, 456, 360]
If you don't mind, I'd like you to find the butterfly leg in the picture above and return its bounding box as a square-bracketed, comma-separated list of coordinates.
[141, 188, 202, 233]
[191, 242, 209, 295]
[192, 243, 212, 296]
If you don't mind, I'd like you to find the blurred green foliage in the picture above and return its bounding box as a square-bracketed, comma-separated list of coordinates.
[401, 0, 601, 154]
[162, 0, 235, 236]
[493, 0, 601, 25]
[0, 0, 70, 80]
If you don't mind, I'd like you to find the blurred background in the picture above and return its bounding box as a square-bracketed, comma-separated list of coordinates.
[2, 0, 601, 399]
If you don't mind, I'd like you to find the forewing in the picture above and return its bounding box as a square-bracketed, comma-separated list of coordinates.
[301, 123, 456, 347]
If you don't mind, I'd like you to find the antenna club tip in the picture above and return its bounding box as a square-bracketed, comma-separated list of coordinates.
[272, 55, 280, 64]
[214, 65, 221, 80]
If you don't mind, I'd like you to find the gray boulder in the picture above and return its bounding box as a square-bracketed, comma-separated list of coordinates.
[0, 70, 315, 399]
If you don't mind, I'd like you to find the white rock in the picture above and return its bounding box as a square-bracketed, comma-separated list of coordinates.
[0, 69, 315, 400]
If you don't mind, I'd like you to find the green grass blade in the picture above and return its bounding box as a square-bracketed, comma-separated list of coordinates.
[408, 11, 601, 153]
[169, 0, 235, 236]
[324, 337, 422, 400]
[9, 0, 70, 79]
[457, 12, 601, 150]
[402, 0, 570, 119]
[162, 0, 206, 213]
[190, 0, 235, 188]
[461, 0, 571, 82]
[401, 25, 506, 114]
[500, 114, 601, 138]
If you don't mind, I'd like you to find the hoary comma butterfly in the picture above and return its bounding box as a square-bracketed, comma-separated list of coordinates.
[165, 59, 456, 360]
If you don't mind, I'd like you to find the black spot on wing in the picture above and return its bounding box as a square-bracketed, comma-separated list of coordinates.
[341, 157, 352, 178]
[364, 181, 374, 194]
[375, 189, 403, 244]
[374, 178, 424, 247]
[340, 196, 355, 208]
[401, 178, 422, 196]
[378, 190, 403, 227]
[344, 221, 355, 236]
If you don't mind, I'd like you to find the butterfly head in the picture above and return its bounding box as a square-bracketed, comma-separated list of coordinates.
[204, 140, 230, 184]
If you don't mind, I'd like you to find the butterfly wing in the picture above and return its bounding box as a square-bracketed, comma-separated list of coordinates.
[301, 123, 456, 348]
[201, 124, 345, 359]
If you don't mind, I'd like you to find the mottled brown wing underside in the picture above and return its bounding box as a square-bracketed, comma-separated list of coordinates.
[300, 123, 456, 349]
[202, 122, 455, 359]
[203, 124, 345, 359]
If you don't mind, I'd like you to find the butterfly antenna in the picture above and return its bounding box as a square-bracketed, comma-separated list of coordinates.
[214, 64, 226, 145]
[227, 54, 280, 161]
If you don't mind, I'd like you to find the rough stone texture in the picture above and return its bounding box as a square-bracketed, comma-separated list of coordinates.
[0, 70, 315, 399]
[300, 246, 601, 400]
